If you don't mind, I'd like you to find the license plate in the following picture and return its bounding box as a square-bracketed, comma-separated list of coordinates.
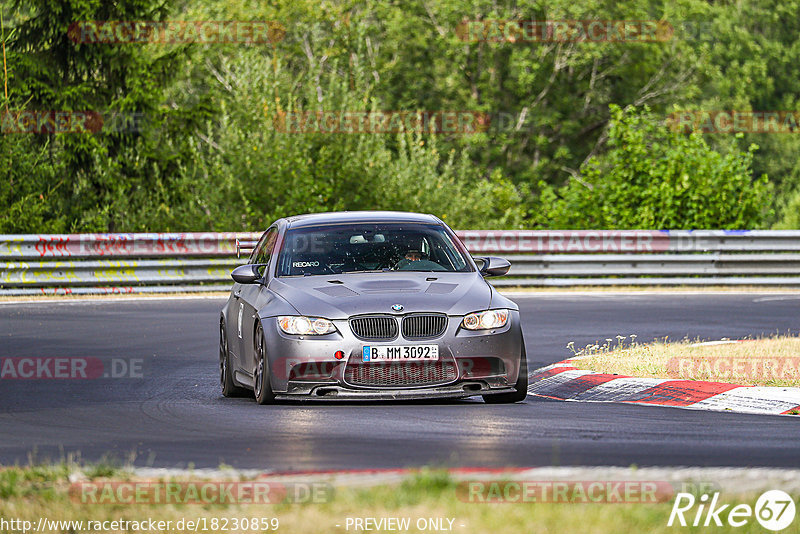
[362, 345, 439, 362]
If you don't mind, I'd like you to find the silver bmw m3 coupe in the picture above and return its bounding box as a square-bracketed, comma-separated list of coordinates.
[219, 211, 527, 403]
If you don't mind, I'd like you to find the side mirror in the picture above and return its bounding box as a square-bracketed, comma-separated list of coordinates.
[231, 264, 263, 284]
[477, 256, 511, 277]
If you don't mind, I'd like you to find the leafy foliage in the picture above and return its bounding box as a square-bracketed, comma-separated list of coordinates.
[538, 105, 772, 229]
[0, 0, 796, 230]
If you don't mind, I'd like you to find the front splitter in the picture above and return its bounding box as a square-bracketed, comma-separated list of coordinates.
[274, 382, 516, 401]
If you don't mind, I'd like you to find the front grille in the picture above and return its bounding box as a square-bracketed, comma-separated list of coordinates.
[350, 316, 398, 341]
[402, 314, 447, 339]
[344, 361, 458, 387]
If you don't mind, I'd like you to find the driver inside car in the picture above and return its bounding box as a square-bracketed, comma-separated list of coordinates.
[394, 248, 447, 271]
[404, 249, 425, 262]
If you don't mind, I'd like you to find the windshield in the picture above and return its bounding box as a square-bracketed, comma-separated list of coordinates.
[276, 223, 472, 276]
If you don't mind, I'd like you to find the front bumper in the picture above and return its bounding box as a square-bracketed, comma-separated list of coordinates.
[278, 376, 515, 400]
[261, 311, 523, 399]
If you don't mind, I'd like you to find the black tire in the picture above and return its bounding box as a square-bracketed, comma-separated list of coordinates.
[253, 322, 276, 405]
[483, 338, 528, 404]
[220, 321, 248, 397]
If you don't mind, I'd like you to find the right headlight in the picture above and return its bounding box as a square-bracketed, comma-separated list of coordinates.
[277, 316, 337, 335]
[461, 309, 509, 330]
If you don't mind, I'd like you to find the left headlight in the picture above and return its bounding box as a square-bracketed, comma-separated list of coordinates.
[461, 309, 509, 330]
[277, 316, 337, 335]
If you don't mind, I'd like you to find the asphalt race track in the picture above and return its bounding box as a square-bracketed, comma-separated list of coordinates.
[1, 293, 799, 470]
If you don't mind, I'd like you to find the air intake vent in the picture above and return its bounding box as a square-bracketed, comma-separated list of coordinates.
[350, 316, 398, 341]
[401, 314, 447, 339]
[345, 361, 458, 387]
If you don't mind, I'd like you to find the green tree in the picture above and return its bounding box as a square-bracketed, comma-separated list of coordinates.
[169, 5, 528, 230]
[3, 0, 209, 231]
[538, 105, 772, 229]
[3, 0, 799, 231]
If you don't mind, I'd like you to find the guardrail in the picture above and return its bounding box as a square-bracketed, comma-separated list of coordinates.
[1, 230, 799, 295]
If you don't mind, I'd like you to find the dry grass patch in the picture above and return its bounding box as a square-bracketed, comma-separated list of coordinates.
[571, 336, 800, 387]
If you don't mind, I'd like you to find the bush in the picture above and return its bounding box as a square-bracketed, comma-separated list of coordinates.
[773, 189, 800, 229]
[168, 26, 528, 231]
[537, 105, 772, 229]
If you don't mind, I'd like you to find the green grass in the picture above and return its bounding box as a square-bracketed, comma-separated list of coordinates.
[1, 465, 797, 533]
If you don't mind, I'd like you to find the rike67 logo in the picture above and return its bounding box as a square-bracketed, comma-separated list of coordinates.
[669, 490, 796, 531]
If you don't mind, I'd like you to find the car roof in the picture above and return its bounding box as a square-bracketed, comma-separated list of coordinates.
[281, 211, 441, 229]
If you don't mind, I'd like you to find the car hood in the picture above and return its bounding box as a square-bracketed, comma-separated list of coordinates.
[267, 272, 492, 319]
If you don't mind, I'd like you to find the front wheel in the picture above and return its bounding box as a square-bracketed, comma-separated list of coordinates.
[253, 322, 276, 405]
[483, 338, 528, 404]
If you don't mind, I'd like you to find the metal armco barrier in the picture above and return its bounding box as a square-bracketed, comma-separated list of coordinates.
[0, 232, 261, 259]
[1, 230, 799, 295]
[459, 230, 800, 253]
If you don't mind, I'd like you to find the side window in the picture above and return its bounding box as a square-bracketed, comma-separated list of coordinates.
[250, 228, 278, 276]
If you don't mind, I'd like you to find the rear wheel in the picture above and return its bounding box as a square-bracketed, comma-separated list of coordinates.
[220, 321, 248, 397]
[253, 322, 276, 405]
[483, 339, 528, 404]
